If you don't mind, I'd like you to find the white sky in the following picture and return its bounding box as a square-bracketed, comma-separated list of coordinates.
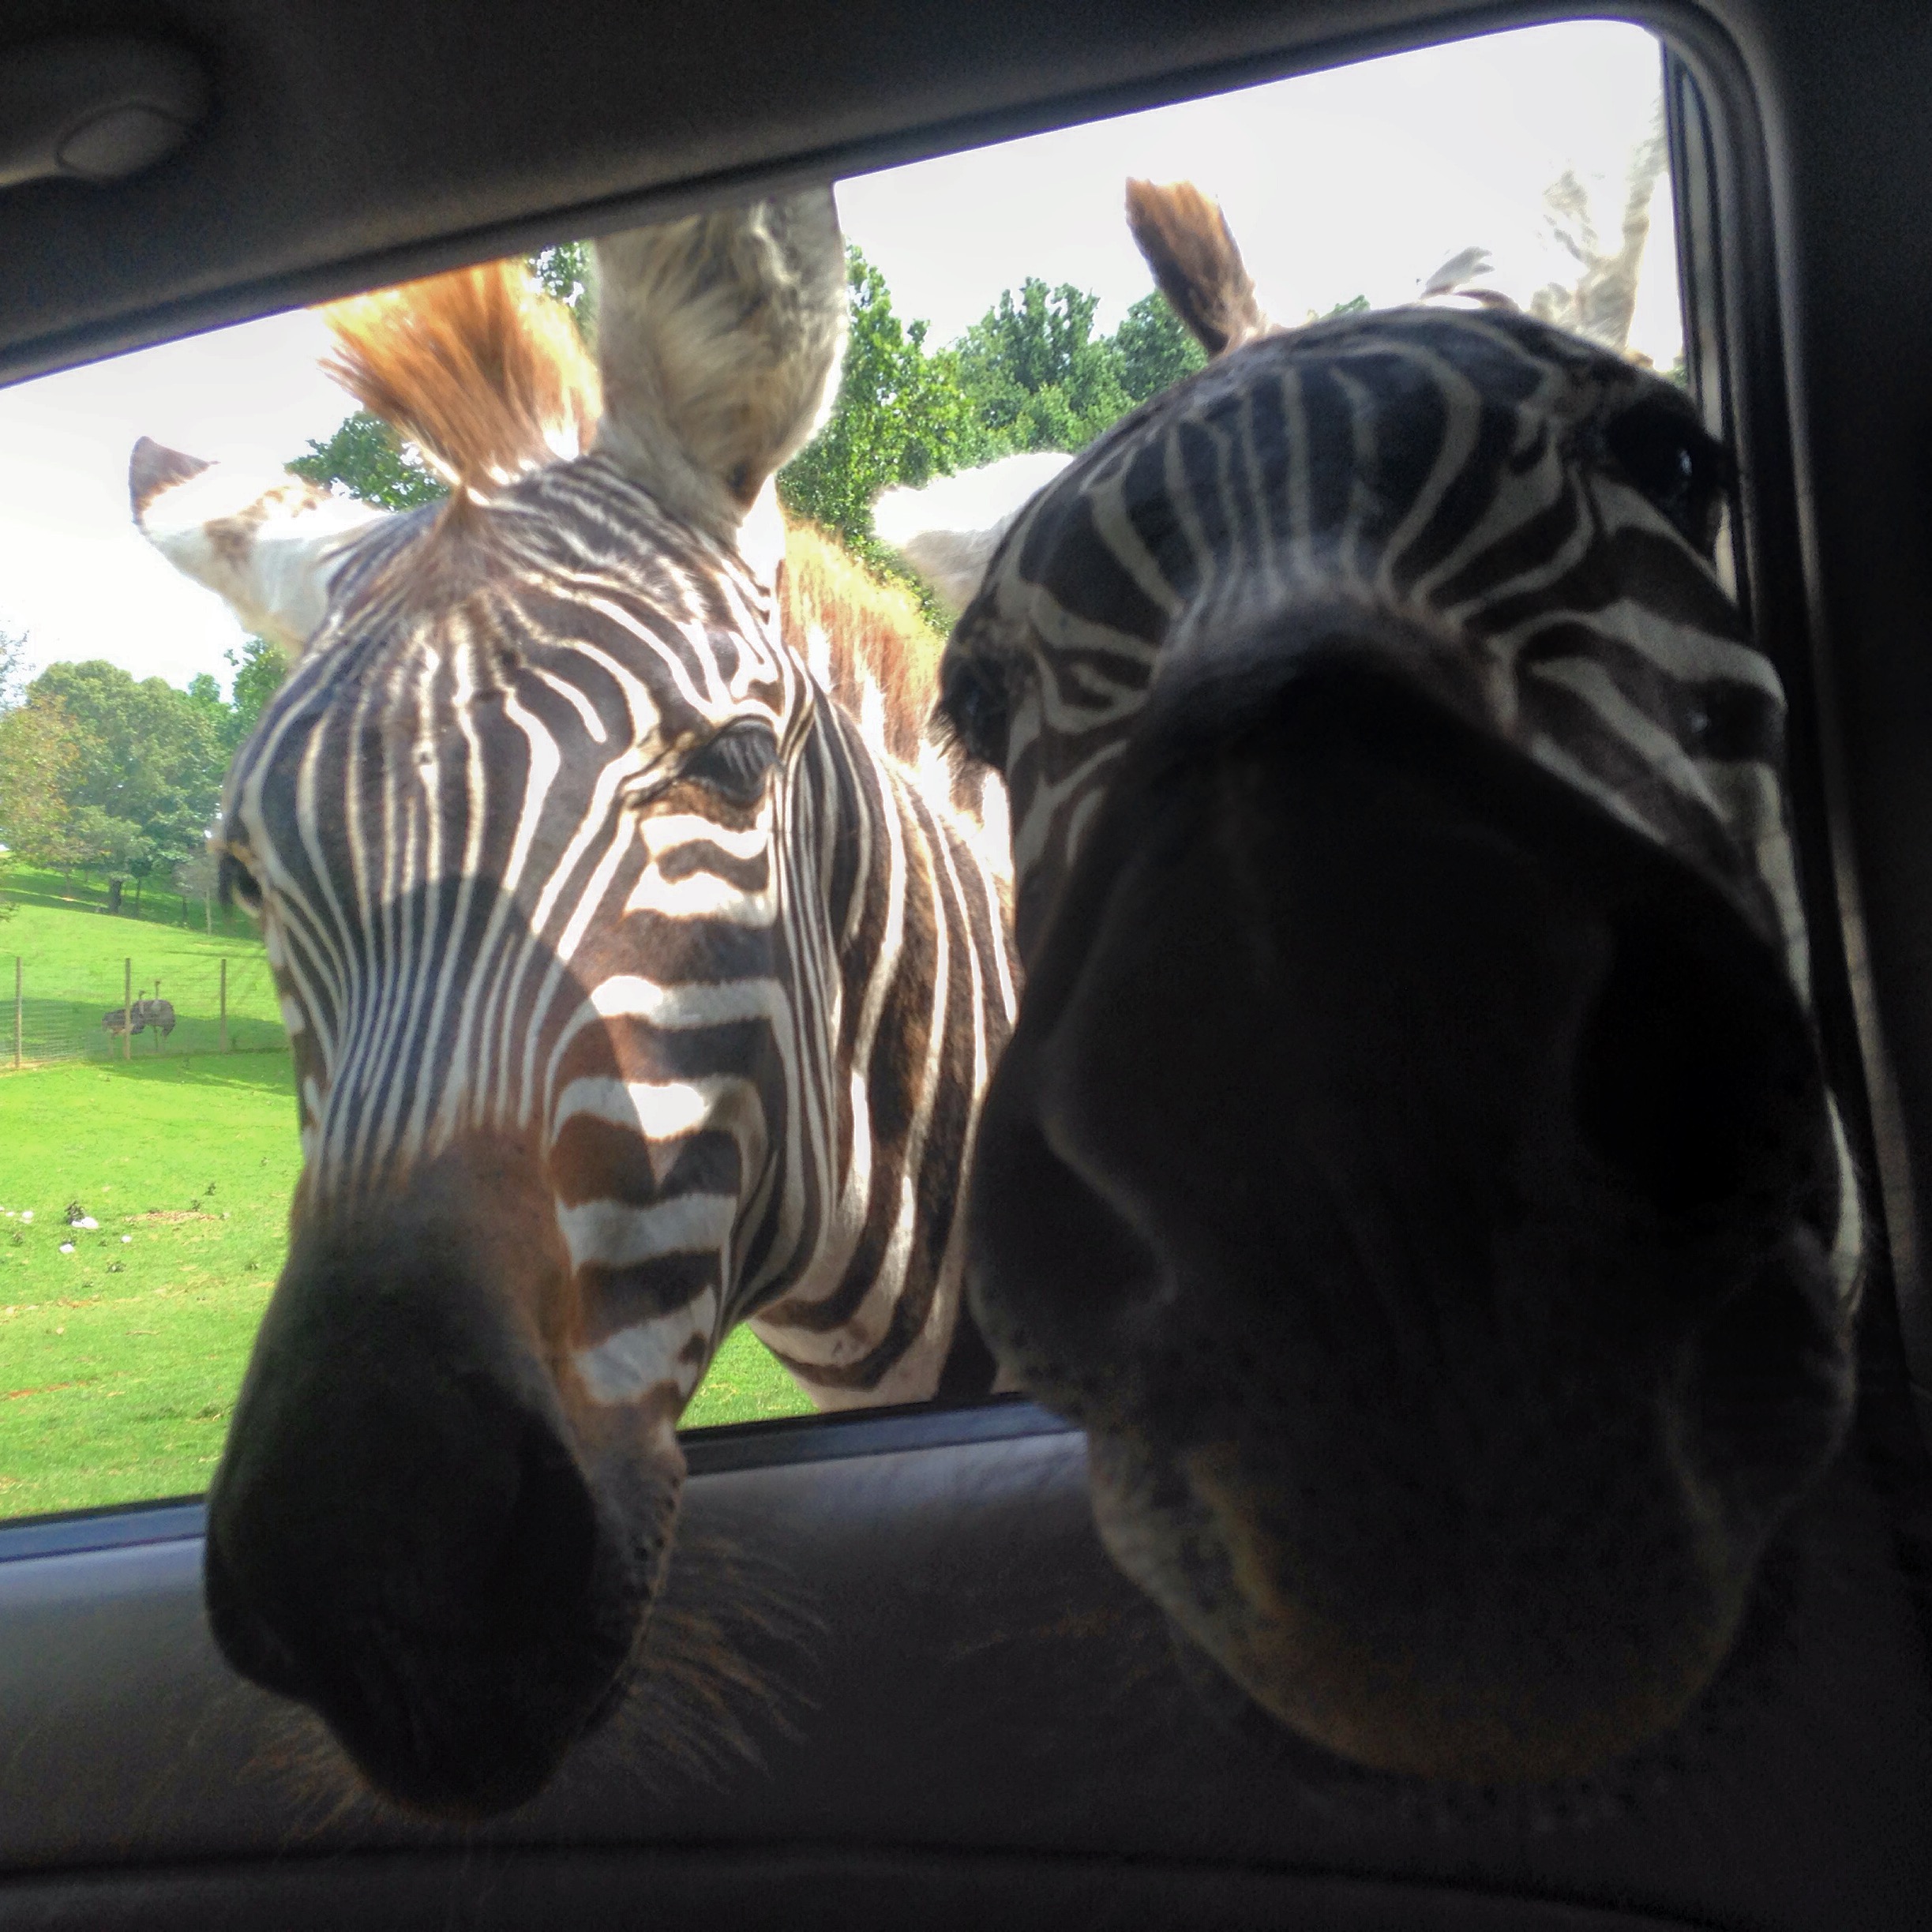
[0, 18, 1675, 699]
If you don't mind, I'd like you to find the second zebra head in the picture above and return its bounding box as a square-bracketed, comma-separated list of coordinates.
[917, 182, 1862, 1788]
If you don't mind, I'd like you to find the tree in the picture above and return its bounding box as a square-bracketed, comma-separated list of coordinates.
[529, 242, 593, 336]
[289, 409, 446, 512]
[955, 279, 1132, 455]
[174, 846, 219, 933]
[23, 662, 227, 903]
[1112, 291, 1210, 405]
[0, 624, 31, 917]
[224, 638, 291, 754]
[0, 625, 26, 711]
[0, 691, 84, 876]
[778, 246, 992, 587]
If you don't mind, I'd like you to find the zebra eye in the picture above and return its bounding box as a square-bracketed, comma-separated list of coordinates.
[676, 720, 778, 808]
[1604, 398, 1733, 558]
[936, 656, 1013, 770]
[219, 849, 262, 914]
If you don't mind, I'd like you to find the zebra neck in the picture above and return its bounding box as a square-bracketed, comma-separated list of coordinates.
[741, 696, 1015, 1407]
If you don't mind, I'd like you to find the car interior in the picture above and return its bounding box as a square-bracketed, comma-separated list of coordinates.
[2, 0, 1930, 1926]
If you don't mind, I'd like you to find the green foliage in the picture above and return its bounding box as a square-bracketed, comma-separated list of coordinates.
[0, 623, 30, 912]
[288, 408, 447, 512]
[1326, 294, 1371, 317]
[0, 625, 26, 711]
[223, 638, 291, 755]
[1113, 291, 1210, 403]
[529, 241, 593, 337]
[21, 662, 227, 884]
[1, 643, 283, 902]
[0, 692, 85, 873]
[777, 246, 993, 591]
[955, 279, 1132, 455]
[777, 249, 1234, 612]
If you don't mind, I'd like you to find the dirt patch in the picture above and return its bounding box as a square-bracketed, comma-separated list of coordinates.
[132, 1210, 219, 1225]
[5, 1377, 101, 1401]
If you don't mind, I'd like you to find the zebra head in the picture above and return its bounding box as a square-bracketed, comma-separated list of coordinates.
[128, 193, 1010, 1818]
[922, 184, 1861, 1786]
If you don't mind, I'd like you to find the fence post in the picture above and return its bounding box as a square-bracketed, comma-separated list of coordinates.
[122, 958, 131, 1063]
[219, 957, 228, 1054]
[11, 956, 18, 1071]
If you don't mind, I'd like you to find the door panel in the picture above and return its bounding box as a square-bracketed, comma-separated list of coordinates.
[0, 1412, 1927, 1930]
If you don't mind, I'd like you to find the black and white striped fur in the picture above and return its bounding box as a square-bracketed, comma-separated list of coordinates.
[130, 193, 1015, 1818]
[919, 186, 1862, 1787]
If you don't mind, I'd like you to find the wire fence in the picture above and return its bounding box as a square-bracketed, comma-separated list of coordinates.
[5, 952, 286, 1067]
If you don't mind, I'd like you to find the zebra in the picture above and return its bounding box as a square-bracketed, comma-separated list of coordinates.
[128, 193, 1015, 1818]
[905, 179, 1863, 1787]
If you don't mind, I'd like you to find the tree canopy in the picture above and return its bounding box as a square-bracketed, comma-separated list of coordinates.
[223, 639, 291, 756]
[776, 252, 1223, 597]
[25, 661, 227, 880]
[0, 643, 287, 908]
[288, 409, 445, 512]
[0, 625, 26, 710]
[775, 247, 995, 587]
[955, 279, 1131, 454]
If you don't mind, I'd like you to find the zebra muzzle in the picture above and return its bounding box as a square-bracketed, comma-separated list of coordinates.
[966, 648, 1851, 1781]
[204, 1135, 681, 1817]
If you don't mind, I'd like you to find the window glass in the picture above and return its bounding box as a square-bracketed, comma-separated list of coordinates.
[0, 18, 1679, 1519]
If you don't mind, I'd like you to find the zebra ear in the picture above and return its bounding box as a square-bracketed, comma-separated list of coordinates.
[872, 452, 1074, 614]
[1125, 178, 1270, 356]
[592, 189, 847, 552]
[129, 437, 388, 653]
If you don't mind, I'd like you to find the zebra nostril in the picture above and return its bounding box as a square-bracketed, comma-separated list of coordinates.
[967, 1087, 1165, 1390]
[203, 1519, 317, 1704]
[1574, 892, 1821, 1222]
[490, 1417, 602, 1637]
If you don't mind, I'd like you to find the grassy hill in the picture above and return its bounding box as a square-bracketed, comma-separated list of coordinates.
[0, 868, 808, 1521]
[0, 862, 283, 1064]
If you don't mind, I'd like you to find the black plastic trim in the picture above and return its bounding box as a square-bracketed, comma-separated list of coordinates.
[0, 1397, 1077, 1562]
[1656, 7, 1932, 1473]
[678, 1394, 1075, 1476]
[0, 1499, 206, 1563]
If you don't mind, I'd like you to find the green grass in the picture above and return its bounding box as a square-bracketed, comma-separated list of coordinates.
[0, 1052, 809, 1520]
[0, 868, 813, 1521]
[0, 1054, 301, 1517]
[0, 862, 284, 1063]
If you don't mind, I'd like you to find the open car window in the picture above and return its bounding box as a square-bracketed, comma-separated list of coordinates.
[0, 17, 1681, 1526]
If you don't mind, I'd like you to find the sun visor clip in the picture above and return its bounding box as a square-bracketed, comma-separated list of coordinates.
[0, 37, 208, 191]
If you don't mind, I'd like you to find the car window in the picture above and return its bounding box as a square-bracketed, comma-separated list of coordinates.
[0, 16, 1681, 1521]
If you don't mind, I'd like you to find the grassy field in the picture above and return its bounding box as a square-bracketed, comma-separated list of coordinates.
[1, 862, 284, 1063]
[0, 1054, 301, 1516]
[0, 866, 812, 1521]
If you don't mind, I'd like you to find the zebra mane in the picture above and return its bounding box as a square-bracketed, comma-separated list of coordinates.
[779, 521, 943, 761]
[314, 243, 978, 823]
[317, 259, 601, 494]
[1124, 178, 1272, 356]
